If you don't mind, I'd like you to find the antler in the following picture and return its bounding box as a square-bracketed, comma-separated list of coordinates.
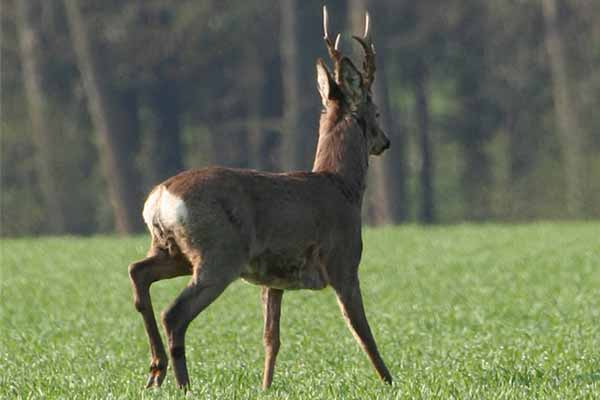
[323, 6, 343, 69]
[352, 12, 376, 89]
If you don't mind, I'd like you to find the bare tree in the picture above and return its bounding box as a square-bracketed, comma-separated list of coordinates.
[348, 0, 409, 224]
[414, 58, 435, 223]
[241, 42, 266, 170]
[63, 0, 143, 233]
[542, 0, 585, 217]
[16, 0, 66, 233]
[207, 78, 251, 169]
[455, 3, 495, 221]
[144, 76, 184, 186]
[374, 51, 409, 223]
[279, 0, 304, 171]
[348, 0, 389, 224]
[256, 39, 285, 172]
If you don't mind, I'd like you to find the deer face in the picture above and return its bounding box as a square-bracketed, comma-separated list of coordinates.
[319, 6, 390, 156]
[361, 96, 390, 155]
[316, 59, 390, 156]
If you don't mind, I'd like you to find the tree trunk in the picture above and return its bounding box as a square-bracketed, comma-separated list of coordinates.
[279, 0, 305, 171]
[506, 105, 537, 219]
[414, 59, 435, 224]
[144, 77, 184, 186]
[258, 44, 284, 172]
[241, 43, 265, 170]
[507, 113, 527, 219]
[348, 0, 409, 224]
[542, 0, 585, 218]
[459, 99, 492, 221]
[16, 0, 66, 234]
[208, 80, 250, 169]
[374, 52, 409, 223]
[63, 0, 143, 234]
[456, 5, 493, 222]
[461, 141, 491, 221]
[348, 0, 388, 225]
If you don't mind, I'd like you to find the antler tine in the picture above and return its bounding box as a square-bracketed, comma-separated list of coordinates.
[323, 5, 330, 40]
[323, 6, 343, 66]
[352, 10, 376, 89]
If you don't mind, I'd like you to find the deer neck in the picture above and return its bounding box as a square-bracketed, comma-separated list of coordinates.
[312, 105, 369, 205]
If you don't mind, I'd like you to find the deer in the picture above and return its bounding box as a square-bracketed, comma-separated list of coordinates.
[128, 5, 392, 391]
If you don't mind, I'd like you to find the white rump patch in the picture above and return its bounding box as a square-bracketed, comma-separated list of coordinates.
[142, 186, 188, 233]
[159, 189, 188, 227]
[143, 187, 162, 231]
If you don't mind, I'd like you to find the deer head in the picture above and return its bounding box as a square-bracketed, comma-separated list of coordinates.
[317, 6, 390, 156]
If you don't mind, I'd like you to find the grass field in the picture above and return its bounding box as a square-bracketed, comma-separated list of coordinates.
[1, 223, 599, 399]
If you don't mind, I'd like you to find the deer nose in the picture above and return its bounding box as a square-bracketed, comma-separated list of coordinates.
[383, 138, 391, 150]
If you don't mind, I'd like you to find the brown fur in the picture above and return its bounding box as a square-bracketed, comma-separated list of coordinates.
[129, 7, 392, 391]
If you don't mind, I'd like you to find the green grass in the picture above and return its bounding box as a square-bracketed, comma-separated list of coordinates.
[1, 223, 599, 399]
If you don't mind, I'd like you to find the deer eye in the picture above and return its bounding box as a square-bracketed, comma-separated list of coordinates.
[376, 113, 381, 118]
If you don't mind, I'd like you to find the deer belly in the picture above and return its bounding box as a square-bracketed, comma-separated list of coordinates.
[242, 247, 328, 290]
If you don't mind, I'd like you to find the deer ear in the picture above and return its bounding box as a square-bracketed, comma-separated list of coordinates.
[316, 58, 338, 107]
[338, 58, 363, 108]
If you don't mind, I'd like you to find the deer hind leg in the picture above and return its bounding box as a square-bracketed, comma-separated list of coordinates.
[333, 278, 392, 384]
[128, 249, 192, 388]
[160, 252, 242, 390]
[261, 287, 283, 389]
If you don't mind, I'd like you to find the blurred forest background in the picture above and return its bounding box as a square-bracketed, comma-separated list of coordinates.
[1, 0, 599, 236]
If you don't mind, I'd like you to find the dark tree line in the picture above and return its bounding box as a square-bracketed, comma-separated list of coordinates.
[2, 0, 599, 236]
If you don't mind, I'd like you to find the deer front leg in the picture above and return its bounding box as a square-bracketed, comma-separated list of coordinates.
[334, 278, 392, 384]
[261, 287, 283, 389]
[128, 251, 191, 388]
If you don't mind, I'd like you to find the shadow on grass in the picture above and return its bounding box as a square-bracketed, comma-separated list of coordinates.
[575, 371, 600, 384]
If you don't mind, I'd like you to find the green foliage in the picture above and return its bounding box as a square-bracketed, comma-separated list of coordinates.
[1, 224, 599, 398]
[2, 0, 600, 234]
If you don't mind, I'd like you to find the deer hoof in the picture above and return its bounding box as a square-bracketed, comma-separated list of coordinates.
[145, 369, 166, 388]
[145, 361, 167, 388]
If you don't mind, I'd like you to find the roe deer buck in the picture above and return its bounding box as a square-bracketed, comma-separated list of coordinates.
[128, 6, 392, 390]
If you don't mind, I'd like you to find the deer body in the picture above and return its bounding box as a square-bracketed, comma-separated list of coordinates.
[144, 165, 361, 291]
[129, 6, 392, 391]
